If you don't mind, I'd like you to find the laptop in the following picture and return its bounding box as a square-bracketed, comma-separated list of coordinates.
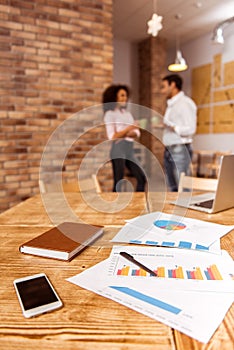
[173, 154, 234, 213]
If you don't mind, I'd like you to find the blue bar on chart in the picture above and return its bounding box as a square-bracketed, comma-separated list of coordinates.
[162, 241, 175, 247]
[110, 286, 182, 315]
[195, 244, 209, 251]
[178, 241, 192, 249]
[145, 240, 159, 245]
[130, 240, 142, 244]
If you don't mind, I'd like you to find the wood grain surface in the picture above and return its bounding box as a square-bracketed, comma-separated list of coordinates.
[0, 192, 233, 350]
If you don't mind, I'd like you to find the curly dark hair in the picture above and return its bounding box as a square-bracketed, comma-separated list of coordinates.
[102, 84, 130, 112]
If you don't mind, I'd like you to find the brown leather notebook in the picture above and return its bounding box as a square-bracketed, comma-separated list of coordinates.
[19, 222, 103, 261]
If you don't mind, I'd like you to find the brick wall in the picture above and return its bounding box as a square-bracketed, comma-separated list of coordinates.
[138, 36, 167, 112]
[138, 36, 167, 170]
[0, 0, 113, 212]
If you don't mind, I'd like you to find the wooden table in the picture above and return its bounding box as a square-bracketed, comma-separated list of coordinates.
[0, 192, 233, 350]
[0, 192, 148, 227]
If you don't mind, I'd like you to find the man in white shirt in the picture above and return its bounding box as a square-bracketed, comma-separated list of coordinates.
[160, 74, 197, 191]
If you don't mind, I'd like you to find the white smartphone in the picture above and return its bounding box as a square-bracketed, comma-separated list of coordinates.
[13, 273, 63, 318]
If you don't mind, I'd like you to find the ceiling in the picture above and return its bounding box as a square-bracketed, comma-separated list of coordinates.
[113, 0, 234, 48]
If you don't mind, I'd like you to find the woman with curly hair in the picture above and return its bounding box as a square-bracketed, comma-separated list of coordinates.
[103, 84, 146, 192]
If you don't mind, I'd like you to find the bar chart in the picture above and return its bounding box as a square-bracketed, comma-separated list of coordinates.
[129, 238, 211, 252]
[108, 246, 233, 282]
[110, 286, 182, 314]
[116, 263, 223, 280]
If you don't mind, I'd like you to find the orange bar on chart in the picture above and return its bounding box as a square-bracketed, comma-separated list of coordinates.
[157, 267, 165, 277]
[210, 264, 223, 280]
[139, 268, 147, 276]
[121, 266, 130, 276]
[194, 267, 203, 280]
[175, 266, 184, 279]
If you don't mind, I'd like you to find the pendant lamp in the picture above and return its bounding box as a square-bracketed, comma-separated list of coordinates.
[212, 16, 234, 44]
[168, 19, 188, 72]
[168, 49, 188, 72]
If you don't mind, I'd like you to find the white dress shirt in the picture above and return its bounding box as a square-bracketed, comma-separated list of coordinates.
[104, 108, 140, 142]
[163, 91, 197, 146]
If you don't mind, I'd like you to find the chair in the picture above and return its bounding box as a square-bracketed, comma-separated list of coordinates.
[178, 172, 218, 193]
[193, 150, 215, 177]
[39, 180, 79, 193]
[204, 151, 231, 178]
[77, 174, 102, 193]
[39, 174, 101, 194]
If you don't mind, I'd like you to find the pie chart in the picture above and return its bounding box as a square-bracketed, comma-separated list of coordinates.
[154, 220, 186, 230]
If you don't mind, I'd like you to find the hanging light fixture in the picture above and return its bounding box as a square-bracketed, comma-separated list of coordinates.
[168, 49, 188, 72]
[212, 16, 234, 44]
[168, 17, 188, 72]
[212, 27, 224, 44]
[147, 0, 163, 37]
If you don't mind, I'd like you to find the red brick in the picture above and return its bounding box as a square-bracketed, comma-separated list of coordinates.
[0, 0, 113, 212]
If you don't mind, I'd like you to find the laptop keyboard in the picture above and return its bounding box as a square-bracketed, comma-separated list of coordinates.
[194, 199, 214, 209]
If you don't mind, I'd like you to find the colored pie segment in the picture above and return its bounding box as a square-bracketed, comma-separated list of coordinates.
[154, 220, 186, 231]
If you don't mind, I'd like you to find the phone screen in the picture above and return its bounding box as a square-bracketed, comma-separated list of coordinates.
[15, 275, 59, 310]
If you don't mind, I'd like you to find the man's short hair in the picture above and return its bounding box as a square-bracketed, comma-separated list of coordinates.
[162, 74, 183, 90]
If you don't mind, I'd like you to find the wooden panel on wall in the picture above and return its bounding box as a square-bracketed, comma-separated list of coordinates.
[197, 107, 211, 134]
[214, 88, 234, 102]
[192, 54, 234, 134]
[214, 54, 222, 88]
[213, 104, 234, 133]
[224, 61, 234, 86]
[192, 64, 211, 105]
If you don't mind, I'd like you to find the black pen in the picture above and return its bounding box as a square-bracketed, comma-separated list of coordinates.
[120, 252, 157, 277]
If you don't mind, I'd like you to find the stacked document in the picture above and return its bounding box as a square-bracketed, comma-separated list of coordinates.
[67, 212, 234, 343]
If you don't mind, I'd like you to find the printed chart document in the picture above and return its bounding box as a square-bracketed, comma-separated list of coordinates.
[67, 246, 234, 343]
[112, 212, 234, 254]
[107, 246, 234, 292]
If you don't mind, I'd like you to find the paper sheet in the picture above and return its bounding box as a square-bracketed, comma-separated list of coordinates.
[112, 212, 234, 253]
[67, 258, 234, 343]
